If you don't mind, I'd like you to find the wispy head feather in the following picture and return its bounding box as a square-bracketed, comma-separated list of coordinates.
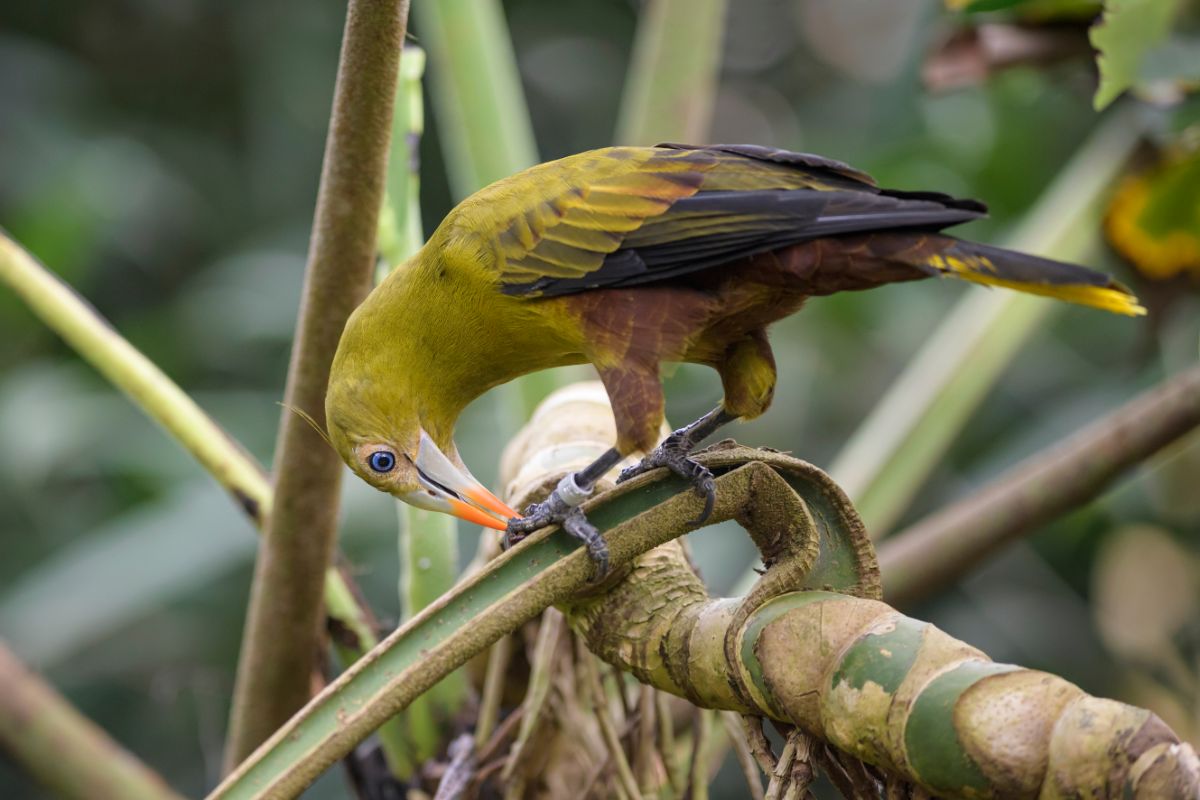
[281, 403, 335, 450]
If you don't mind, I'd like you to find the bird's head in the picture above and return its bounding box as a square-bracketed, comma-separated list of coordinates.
[333, 424, 518, 532]
[325, 300, 520, 531]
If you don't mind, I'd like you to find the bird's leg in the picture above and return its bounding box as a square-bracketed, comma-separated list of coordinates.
[615, 406, 738, 523]
[503, 446, 624, 579]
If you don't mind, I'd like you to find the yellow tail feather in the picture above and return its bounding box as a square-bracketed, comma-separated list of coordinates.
[948, 271, 1146, 316]
[925, 251, 1146, 317]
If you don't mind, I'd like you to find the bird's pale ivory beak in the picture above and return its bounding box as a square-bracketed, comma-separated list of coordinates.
[402, 432, 521, 531]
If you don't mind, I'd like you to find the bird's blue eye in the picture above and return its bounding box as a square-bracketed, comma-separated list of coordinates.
[368, 451, 396, 473]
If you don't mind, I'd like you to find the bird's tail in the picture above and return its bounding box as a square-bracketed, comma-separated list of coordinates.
[916, 237, 1146, 316]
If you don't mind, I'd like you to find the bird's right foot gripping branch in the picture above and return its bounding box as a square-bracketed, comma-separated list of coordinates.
[502, 457, 619, 577]
[504, 404, 739, 578]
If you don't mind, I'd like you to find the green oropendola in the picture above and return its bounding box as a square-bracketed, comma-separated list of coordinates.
[326, 143, 1144, 576]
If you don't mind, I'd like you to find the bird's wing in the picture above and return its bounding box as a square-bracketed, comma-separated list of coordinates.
[448, 144, 986, 298]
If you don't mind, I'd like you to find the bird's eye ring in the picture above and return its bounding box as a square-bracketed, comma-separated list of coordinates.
[368, 450, 397, 473]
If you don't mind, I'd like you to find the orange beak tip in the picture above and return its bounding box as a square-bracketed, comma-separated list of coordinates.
[465, 486, 522, 520]
[448, 499, 510, 531]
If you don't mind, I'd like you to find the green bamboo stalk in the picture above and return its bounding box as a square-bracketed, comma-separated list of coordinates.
[0, 641, 187, 800]
[376, 44, 470, 775]
[0, 233, 271, 524]
[378, 46, 427, 272]
[828, 106, 1145, 535]
[225, 0, 410, 767]
[879, 362, 1200, 607]
[413, 0, 538, 199]
[615, 0, 729, 145]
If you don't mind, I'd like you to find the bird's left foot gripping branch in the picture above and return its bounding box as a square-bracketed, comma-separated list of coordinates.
[324, 142, 1144, 580]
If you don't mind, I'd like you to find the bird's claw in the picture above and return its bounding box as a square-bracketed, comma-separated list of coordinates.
[617, 438, 716, 525]
[502, 491, 610, 581]
[561, 507, 609, 579]
[502, 498, 561, 550]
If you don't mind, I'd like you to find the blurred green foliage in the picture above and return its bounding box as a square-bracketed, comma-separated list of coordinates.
[1091, 0, 1190, 108]
[1, 0, 1197, 797]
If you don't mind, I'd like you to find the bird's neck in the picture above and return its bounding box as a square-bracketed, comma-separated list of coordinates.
[374, 259, 575, 437]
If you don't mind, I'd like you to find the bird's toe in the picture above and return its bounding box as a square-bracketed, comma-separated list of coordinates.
[691, 466, 716, 524]
[562, 507, 609, 581]
[615, 461, 648, 484]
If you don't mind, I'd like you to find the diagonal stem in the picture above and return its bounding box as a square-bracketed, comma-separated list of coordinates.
[0, 232, 377, 677]
[879, 362, 1200, 606]
[0, 233, 270, 523]
[0, 641, 186, 800]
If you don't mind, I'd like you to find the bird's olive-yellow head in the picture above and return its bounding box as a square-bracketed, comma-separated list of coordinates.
[325, 294, 519, 530]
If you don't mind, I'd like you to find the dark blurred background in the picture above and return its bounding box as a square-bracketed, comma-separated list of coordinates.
[1, 0, 1197, 797]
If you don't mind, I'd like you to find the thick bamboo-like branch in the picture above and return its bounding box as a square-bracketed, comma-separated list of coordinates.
[0, 233, 270, 523]
[512, 386, 1200, 799]
[880, 363, 1200, 606]
[225, 0, 409, 766]
[0, 641, 186, 800]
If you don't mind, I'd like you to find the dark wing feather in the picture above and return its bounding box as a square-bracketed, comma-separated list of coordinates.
[502, 187, 986, 297]
[656, 142, 878, 189]
[458, 143, 987, 298]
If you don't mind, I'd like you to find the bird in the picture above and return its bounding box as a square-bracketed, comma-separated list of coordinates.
[325, 143, 1144, 578]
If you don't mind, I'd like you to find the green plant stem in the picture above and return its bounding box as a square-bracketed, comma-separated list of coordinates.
[413, 0, 537, 199]
[324, 566, 415, 778]
[687, 709, 714, 800]
[0, 233, 271, 524]
[582, 649, 643, 800]
[377, 43, 471, 776]
[0, 641, 186, 800]
[826, 104, 1146, 536]
[207, 510, 607, 798]
[394, 505, 464, 767]
[880, 362, 1200, 607]
[615, 0, 729, 145]
[378, 45, 426, 272]
[720, 710, 765, 800]
[225, 0, 410, 768]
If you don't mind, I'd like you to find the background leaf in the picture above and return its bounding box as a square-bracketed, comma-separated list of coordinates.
[1091, 0, 1184, 109]
[1106, 145, 1200, 279]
